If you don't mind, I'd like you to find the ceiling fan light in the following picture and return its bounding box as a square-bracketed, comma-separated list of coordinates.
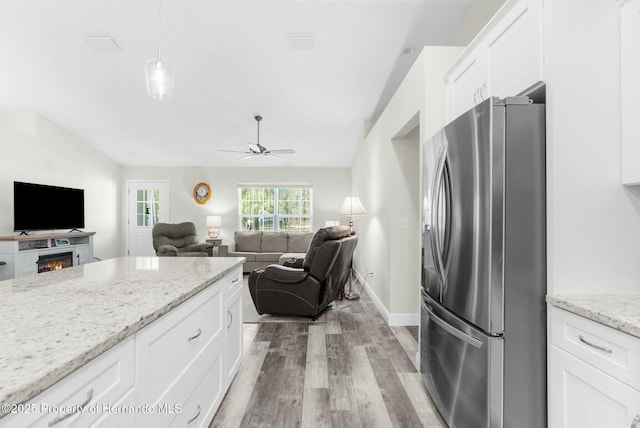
[145, 50, 173, 100]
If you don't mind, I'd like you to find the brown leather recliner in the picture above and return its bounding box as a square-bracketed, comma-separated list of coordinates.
[248, 225, 357, 320]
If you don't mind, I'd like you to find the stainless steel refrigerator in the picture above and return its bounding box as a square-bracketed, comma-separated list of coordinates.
[420, 97, 546, 428]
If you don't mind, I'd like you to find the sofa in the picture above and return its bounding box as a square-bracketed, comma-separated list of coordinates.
[219, 230, 313, 273]
[248, 225, 357, 319]
[152, 222, 213, 256]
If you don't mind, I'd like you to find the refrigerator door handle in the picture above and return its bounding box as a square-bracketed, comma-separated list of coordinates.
[430, 146, 449, 300]
[424, 302, 483, 349]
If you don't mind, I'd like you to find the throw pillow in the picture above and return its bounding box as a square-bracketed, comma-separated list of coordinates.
[262, 232, 288, 252]
[235, 231, 263, 252]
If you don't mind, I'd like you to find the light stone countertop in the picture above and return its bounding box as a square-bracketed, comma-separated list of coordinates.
[546, 294, 640, 339]
[0, 256, 245, 411]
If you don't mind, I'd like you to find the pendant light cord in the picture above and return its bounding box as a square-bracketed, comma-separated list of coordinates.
[157, 0, 163, 55]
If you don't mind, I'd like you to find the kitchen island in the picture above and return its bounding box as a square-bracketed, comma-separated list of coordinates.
[0, 256, 245, 427]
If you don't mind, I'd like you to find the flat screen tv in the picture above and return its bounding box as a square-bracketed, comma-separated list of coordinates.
[14, 181, 85, 232]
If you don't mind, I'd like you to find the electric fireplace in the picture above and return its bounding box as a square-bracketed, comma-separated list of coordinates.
[37, 252, 73, 273]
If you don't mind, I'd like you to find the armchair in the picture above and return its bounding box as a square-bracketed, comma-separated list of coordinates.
[152, 222, 213, 257]
[248, 225, 357, 320]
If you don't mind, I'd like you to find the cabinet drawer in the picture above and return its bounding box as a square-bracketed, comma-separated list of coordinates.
[160, 344, 225, 428]
[550, 306, 640, 390]
[136, 280, 224, 408]
[0, 336, 134, 428]
[89, 388, 136, 428]
[225, 266, 243, 297]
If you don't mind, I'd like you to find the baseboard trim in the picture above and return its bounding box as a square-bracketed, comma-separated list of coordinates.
[353, 269, 419, 327]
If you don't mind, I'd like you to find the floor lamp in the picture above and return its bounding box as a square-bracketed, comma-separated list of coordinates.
[338, 196, 367, 300]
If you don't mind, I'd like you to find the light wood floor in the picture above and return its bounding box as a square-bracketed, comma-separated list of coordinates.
[210, 288, 446, 428]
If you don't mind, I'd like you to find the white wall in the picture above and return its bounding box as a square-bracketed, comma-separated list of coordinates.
[351, 46, 463, 324]
[120, 166, 350, 253]
[545, 0, 640, 294]
[0, 114, 122, 260]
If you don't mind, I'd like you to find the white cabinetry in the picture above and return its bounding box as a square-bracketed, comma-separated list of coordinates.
[619, 0, 640, 185]
[15, 252, 39, 278]
[224, 268, 243, 387]
[0, 232, 95, 280]
[446, 50, 488, 121]
[135, 277, 226, 427]
[444, 0, 544, 120]
[548, 306, 640, 428]
[0, 267, 243, 428]
[0, 336, 135, 428]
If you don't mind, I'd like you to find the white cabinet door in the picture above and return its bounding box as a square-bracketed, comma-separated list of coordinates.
[444, 0, 544, 120]
[446, 50, 487, 120]
[486, 0, 543, 99]
[16, 252, 37, 277]
[74, 245, 93, 265]
[549, 345, 640, 428]
[225, 287, 243, 387]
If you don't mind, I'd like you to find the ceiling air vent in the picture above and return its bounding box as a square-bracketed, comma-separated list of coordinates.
[84, 35, 121, 53]
[287, 33, 316, 50]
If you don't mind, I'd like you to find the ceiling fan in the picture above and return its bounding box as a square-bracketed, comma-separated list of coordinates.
[219, 115, 296, 160]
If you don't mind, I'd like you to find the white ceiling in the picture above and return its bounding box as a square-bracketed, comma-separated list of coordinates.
[0, 0, 501, 168]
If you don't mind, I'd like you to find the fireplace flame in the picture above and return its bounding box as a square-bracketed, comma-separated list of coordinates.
[52, 261, 63, 271]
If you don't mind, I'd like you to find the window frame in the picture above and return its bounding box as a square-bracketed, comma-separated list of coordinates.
[237, 184, 313, 232]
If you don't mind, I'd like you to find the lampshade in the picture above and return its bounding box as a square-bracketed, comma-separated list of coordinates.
[206, 216, 222, 227]
[338, 196, 367, 216]
[145, 49, 173, 100]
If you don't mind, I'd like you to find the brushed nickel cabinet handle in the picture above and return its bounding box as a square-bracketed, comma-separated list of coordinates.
[227, 310, 233, 329]
[231, 277, 240, 283]
[188, 328, 202, 342]
[578, 335, 613, 354]
[187, 405, 201, 424]
[631, 414, 640, 428]
[48, 388, 93, 426]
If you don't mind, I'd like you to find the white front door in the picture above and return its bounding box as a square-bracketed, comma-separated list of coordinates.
[127, 181, 169, 256]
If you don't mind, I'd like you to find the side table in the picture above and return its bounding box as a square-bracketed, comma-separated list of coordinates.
[206, 239, 223, 256]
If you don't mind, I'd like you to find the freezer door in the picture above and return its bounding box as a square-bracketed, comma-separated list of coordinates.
[421, 292, 504, 428]
[436, 97, 505, 333]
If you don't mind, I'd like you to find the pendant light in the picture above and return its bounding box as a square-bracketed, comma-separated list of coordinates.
[145, 0, 173, 100]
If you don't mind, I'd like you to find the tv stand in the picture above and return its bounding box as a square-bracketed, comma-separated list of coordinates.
[69, 228, 83, 233]
[18, 231, 30, 236]
[0, 232, 95, 280]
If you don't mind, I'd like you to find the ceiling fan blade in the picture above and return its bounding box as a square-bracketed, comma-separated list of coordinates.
[268, 154, 284, 159]
[240, 154, 257, 160]
[268, 149, 295, 154]
[219, 149, 251, 154]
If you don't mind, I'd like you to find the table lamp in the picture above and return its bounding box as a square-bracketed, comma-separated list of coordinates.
[206, 215, 222, 239]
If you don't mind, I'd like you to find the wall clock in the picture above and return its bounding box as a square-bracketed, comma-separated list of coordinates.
[193, 182, 211, 205]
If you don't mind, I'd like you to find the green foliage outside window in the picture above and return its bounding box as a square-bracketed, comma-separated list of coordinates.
[238, 186, 312, 232]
